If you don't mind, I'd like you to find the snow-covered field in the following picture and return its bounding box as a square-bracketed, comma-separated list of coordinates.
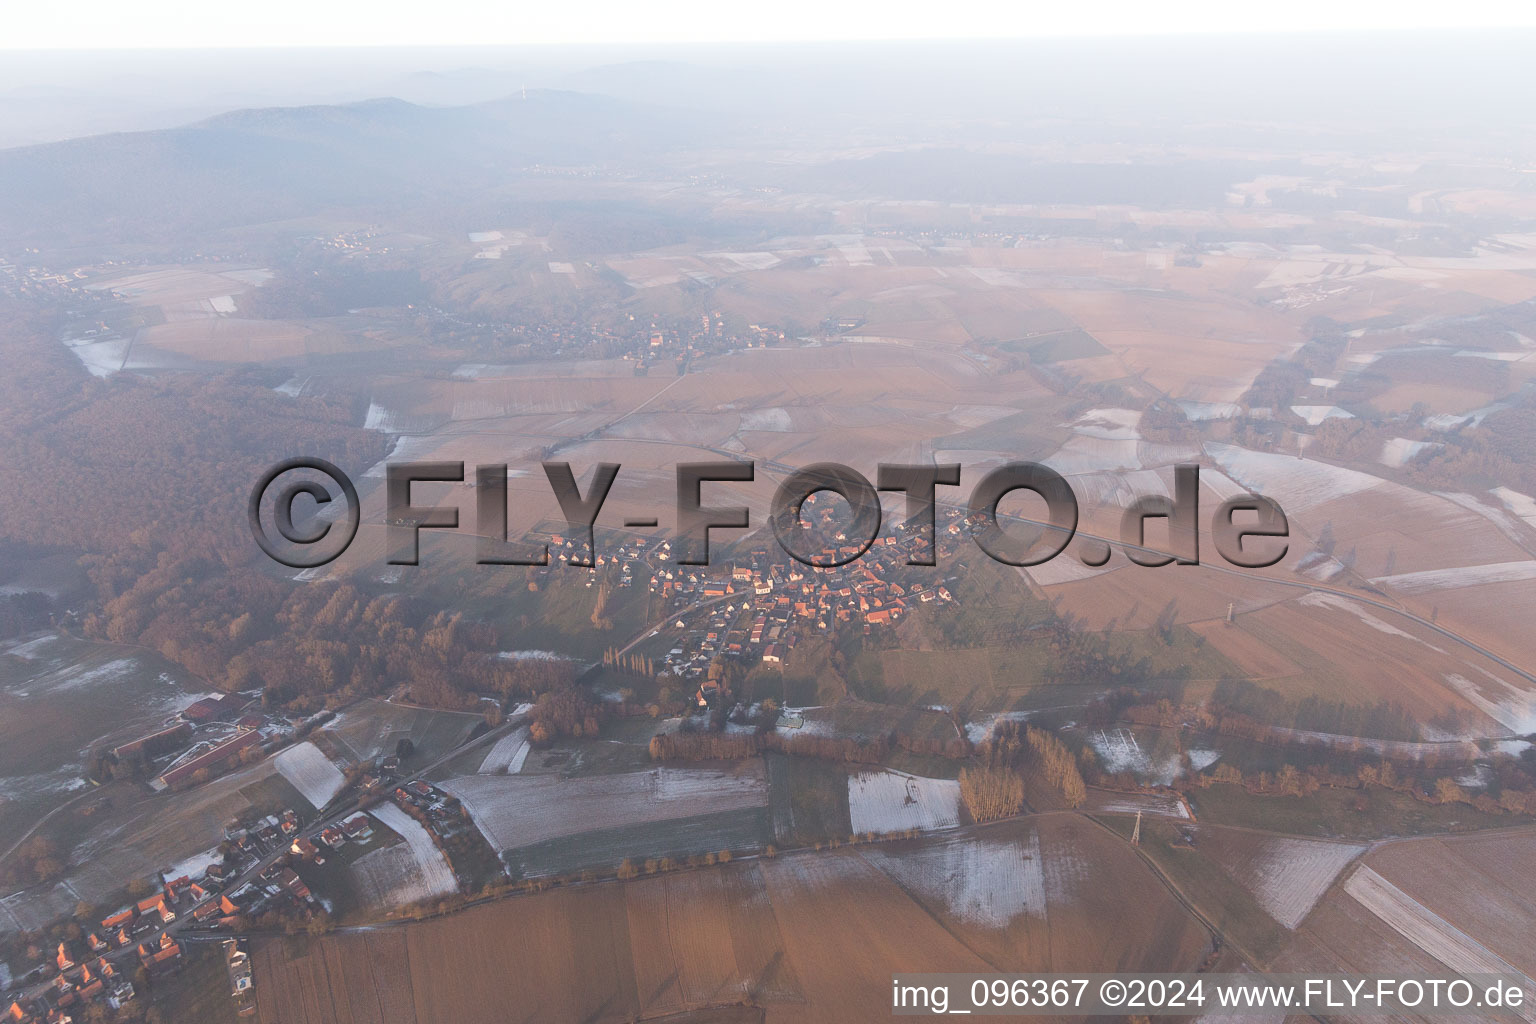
[1441, 670, 1536, 734]
[1345, 866, 1532, 985]
[354, 803, 458, 907]
[274, 742, 346, 809]
[476, 727, 530, 775]
[1290, 404, 1353, 426]
[1086, 728, 1186, 785]
[450, 363, 515, 379]
[36, 656, 138, 694]
[1225, 836, 1363, 928]
[1083, 790, 1191, 820]
[863, 830, 1045, 927]
[1178, 400, 1241, 421]
[1044, 435, 1143, 475]
[1370, 560, 1536, 594]
[1196, 467, 1254, 502]
[1070, 408, 1141, 440]
[1379, 437, 1440, 468]
[740, 407, 794, 432]
[705, 251, 781, 271]
[1205, 442, 1384, 514]
[63, 337, 132, 377]
[0, 634, 57, 659]
[1493, 486, 1536, 527]
[1297, 592, 1443, 650]
[441, 764, 768, 852]
[847, 770, 960, 835]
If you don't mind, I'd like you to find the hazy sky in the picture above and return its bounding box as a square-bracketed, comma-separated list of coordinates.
[8, 0, 1536, 49]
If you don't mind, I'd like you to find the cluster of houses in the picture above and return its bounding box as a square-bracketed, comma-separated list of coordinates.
[523, 533, 663, 586]
[521, 499, 969, 711]
[5, 945, 136, 1023]
[2, 876, 211, 1024]
[308, 812, 376, 857]
[0, 254, 97, 302]
[189, 864, 315, 932]
[390, 780, 455, 823]
[386, 781, 474, 854]
[410, 292, 787, 374]
[5, 874, 271, 1022]
[170, 809, 312, 931]
[92, 877, 201, 953]
[647, 503, 966, 698]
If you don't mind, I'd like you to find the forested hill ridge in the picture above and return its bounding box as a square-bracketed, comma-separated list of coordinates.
[0, 90, 715, 246]
[0, 298, 570, 710]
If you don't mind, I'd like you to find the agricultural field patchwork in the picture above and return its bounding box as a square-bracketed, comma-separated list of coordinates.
[441, 762, 770, 855]
[253, 815, 1207, 1024]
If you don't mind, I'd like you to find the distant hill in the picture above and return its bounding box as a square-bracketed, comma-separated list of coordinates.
[0, 90, 713, 246]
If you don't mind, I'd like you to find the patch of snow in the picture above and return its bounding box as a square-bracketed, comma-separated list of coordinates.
[740, 407, 793, 432]
[450, 363, 514, 379]
[1379, 437, 1440, 468]
[1069, 408, 1142, 441]
[165, 847, 224, 882]
[274, 742, 346, 809]
[1454, 764, 1492, 789]
[1044, 435, 1143, 474]
[1087, 727, 1185, 785]
[1344, 866, 1531, 982]
[1297, 592, 1443, 651]
[863, 831, 1045, 927]
[1230, 836, 1364, 928]
[44, 657, 138, 694]
[1, 635, 57, 659]
[1088, 792, 1190, 819]
[1442, 671, 1536, 735]
[476, 727, 530, 775]
[1189, 749, 1221, 771]
[1205, 441, 1384, 514]
[1493, 487, 1536, 527]
[1178, 401, 1241, 421]
[441, 765, 767, 852]
[1371, 561, 1536, 594]
[364, 401, 401, 432]
[964, 711, 1035, 744]
[705, 251, 781, 271]
[1455, 349, 1528, 361]
[1291, 405, 1354, 426]
[1296, 552, 1348, 582]
[356, 802, 458, 906]
[847, 770, 961, 835]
